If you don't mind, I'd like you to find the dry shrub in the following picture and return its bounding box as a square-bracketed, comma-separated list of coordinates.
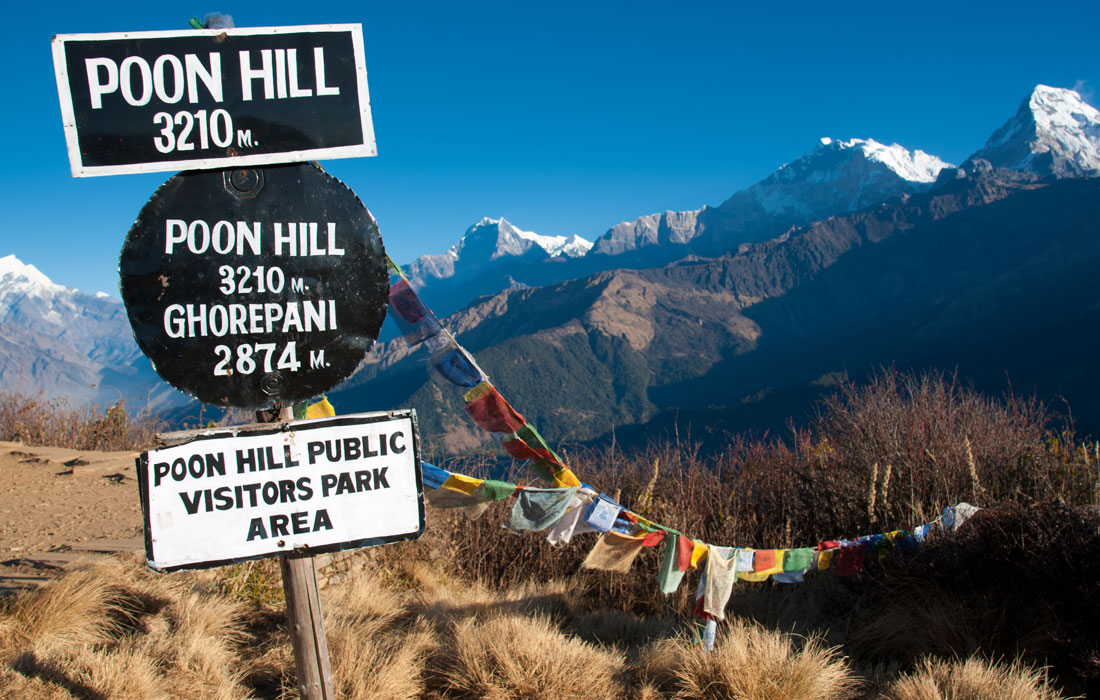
[144, 589, 249, 697]
[436, 613, 625, 700]
[0, 388, 164, 451]
[844, 583, 985, 665]
[213, 558, 285, 606]
[881, 657, 1066, 700]
[639, 621, 857, 700]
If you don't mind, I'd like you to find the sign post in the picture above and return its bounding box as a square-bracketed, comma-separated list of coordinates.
[146, 409, 424, 700]
[118, 162, 389, 408]
[54, 19, 409, 700]
[52, 24, 375, 177]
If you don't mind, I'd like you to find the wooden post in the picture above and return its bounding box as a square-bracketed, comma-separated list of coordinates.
[280, 550, 336, 699]
[260, 406, 336, 700]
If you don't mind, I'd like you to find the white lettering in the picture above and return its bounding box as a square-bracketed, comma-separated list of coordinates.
[187, 220, 211, 254]
[282, 303, 303, 332]
[152, 55, 184, 104]
[165, 219, 187, 254]
[185, 53, 223, 103]
[209, 305, 229, 337]
[314, 47, 339, 96]
[264, 303, 283, 333]
[237, 222, 261, 255]
[308, 223, 324, 256]
[274, 48, 288, 99]
[239, 49, 274, 101]
[248, 304, 264, 334]
[287, 49, 312, 98]
[164, 304, 186, 338]
[186, 304, 208, 338]
[274, 223, 296, 256]
[120, 56, 153, 106]
[229, 305, 247, 335]
[85, 58, 118, 109]
[326, 223, 345, 255]
[211, 221, 234, 254]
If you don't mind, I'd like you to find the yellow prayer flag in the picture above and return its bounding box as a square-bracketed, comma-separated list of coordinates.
[304, 397, 336, 419]
[552, 468, 581, 489]
[690, 540, 709, 569]
[817, 549, 834, 570]
[442, 473, 483, 495]
[463, 381, 494, 403]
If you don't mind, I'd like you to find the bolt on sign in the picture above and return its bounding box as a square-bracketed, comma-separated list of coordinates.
[119, 162, 389, 407]
[140, 411, 424, 571]
[51, 24, 375, 177]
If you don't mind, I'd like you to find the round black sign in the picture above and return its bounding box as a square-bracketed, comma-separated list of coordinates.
[120, 162, 388, 408]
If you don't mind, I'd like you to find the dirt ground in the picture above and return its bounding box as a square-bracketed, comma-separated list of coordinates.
[0, 440, 142, 555]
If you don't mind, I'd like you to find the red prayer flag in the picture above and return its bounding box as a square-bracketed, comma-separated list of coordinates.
[833, 543, 867, 576]
[677, 534, 695, 571]
[464, 386, 526, 434]
[503, 436, 557, 464]
[641, 531, 666, 547]
[753, 549, 777, 572]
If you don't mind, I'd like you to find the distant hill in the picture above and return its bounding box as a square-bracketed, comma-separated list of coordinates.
[334, 85, 1100, 451]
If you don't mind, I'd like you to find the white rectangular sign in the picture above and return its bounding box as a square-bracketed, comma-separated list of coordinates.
[137, 411, 423, 571]
[52, 24, 376, 177]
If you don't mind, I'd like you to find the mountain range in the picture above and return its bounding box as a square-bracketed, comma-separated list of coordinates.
[4, 84, 1099, 449]
[0, 255, 188, 411]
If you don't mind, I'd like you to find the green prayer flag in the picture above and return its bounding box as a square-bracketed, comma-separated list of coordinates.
[478, 480, 516, 501]
[784, 548, 815, 571]
[529, 459, 559, 482]
[658, 533, 686, 594]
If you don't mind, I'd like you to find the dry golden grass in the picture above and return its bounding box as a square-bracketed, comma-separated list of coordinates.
[881, 657, 1067, 700]
[0, 556, 254, 700]
[322, 571, 437, 700]
[0, 541, 1088, 700]
[638, 620, 858, 700]
[435, 613, 626, 700]
[0, 564, 133, 661]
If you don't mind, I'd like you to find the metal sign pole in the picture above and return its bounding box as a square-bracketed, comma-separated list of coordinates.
[264, 406, 336, 700]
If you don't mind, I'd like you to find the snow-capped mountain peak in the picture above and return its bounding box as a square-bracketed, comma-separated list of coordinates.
[592, 137, 951, 258]
[826, 137, 948, 183]
[402, 218, 593, 291]
[779, 137, 950, 184]
[968, 84, 1100, 177]
[739, 136, 952, 222]
[460, 217, 593, 260]
[0, 254, 66, 305]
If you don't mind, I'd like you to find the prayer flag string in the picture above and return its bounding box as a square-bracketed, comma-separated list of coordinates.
[420, 460, 976, 596]
[382, 259, 979, 612]
[387, 258, 580, 488]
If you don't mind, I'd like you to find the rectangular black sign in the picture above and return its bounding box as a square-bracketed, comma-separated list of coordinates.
[52, 25, 376, 177]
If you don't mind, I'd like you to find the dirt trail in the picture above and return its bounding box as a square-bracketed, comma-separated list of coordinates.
[0, 441, 144, 593]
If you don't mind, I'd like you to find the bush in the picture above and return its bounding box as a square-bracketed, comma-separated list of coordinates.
[0, 389, 164, 451]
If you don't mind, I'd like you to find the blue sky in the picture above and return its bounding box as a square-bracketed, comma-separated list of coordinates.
[3, 1, 1097, 296]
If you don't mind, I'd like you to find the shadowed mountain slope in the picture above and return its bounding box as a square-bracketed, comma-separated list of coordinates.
[333, 168, 1100, 451]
